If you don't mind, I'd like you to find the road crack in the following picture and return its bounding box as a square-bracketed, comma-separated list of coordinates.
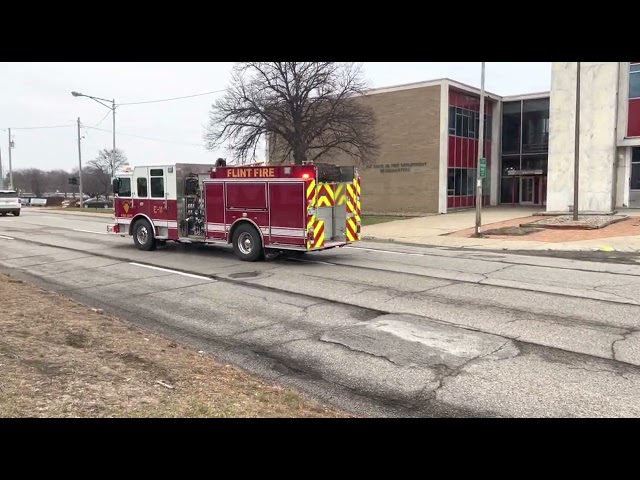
[428, 340, 515, 397]
[611, 331, 636, 361]
[318, 338, 398, 365]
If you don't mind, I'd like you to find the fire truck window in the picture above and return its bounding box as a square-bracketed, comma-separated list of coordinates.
[150, 177, 164, 198]
[118, 178, 131, 197]
[137, 178, 148, 197]
[150, 169, 164, 177]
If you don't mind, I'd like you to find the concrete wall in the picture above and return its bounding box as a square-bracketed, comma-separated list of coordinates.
[490, 100, 502, 206]
[547, 62, 620, 212]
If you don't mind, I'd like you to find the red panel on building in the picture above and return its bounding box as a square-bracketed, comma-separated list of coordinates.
[628, 99, 640, 137]
[455, 137, 463, 168]
[461, 138, 468, 168]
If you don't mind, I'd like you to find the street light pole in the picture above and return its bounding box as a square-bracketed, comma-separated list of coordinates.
[71, 90, 116, 178]
[77, 117, 84, 208]
[573, 62, 581, 221]
[8, 128, 13, 190]
[112, 99, 116, 178]
[475, 62, 486, 236]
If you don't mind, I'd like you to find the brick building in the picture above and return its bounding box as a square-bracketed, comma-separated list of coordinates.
[266, 77, 550, 215]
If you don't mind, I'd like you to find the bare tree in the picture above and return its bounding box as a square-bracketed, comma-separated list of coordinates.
[205, 62, 379, 165]
[87, 148, 129, 196]
[88, 148, 128, 176]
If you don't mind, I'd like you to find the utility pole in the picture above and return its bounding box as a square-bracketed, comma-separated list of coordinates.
[0, 146, 3, 189]
[573, 62, 581, 221]
[112, 99, 116, 180]
[8, 128, 13, 190]
[475, 62, 486, 236]
[77, 117, 84, 208]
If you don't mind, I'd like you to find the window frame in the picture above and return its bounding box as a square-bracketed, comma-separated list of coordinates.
[150, 168, 165, 199]
[137, 177, 148, 198]
[117, 177, 132, 197]
[629, 63, 640, 100]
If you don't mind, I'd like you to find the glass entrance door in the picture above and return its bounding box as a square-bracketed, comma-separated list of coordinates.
[520, 176, 535, 204]
[631, 148, 640, 208]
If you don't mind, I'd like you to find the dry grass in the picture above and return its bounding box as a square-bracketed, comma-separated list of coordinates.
[0, 274, 346, 418]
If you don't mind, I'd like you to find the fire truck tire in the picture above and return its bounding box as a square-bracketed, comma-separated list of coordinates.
[13, 210, 20, 216]
[133, 219, 156, 251]
[232, 223, 263, 262]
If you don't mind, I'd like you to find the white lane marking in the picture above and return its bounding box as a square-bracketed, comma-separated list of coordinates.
[0, 234, 14, 240]
[129, 262, 214, 281]
[73, 229, 108, 235]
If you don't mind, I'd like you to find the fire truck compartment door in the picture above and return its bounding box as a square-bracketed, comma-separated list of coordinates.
[332, 202, 347, 242]
[316, 207, 334, 241]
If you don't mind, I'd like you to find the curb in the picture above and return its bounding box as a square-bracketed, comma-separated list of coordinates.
[361, 235, 640, 254]
[28, 209, 114, 220]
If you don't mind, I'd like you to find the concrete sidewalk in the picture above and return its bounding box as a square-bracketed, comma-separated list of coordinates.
[362, 207, 640, 253]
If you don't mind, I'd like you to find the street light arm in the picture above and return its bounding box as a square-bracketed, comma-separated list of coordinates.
[71, 91, 115, 109]
[88, 96, 115, 110]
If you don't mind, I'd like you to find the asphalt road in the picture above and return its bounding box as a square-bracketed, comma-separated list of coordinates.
[3, 209, 640, 417]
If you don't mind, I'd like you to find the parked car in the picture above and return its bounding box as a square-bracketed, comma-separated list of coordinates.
[0, 190, 21, 216]
[61, 199, 80, 208]
[79, 197, 112, 209]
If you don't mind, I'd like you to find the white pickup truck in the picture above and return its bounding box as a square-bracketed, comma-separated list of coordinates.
[0, 190, 21, 216]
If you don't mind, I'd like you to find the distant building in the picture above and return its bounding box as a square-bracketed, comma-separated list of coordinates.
[267, 62, 639, 215]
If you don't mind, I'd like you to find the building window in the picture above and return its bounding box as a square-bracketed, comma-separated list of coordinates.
[502, 101, 521, 155]
[449, 106, 456, 134]
[632, 147, 640, 191]
[447, 168, 476, 197]
[448, 106, 492, 141]
[631, 64, 640, 100]
[522, 98, 550, 154]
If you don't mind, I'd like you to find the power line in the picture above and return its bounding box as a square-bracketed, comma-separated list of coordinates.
[91, 110, 112, 128]
[1, 123, 75, 131]
[83, 125, 203, 147]
[118, 89, 226, 106]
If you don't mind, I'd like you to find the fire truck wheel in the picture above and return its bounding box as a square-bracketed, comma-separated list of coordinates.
[133, 219, 156, 251]
[232, 223, 263, 262]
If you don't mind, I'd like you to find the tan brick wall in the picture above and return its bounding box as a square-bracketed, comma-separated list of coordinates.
[268, 84, 442, 214]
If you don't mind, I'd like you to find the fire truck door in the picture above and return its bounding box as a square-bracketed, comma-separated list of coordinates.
[148, 167, 174, 223]
[132, 167, 149, 217]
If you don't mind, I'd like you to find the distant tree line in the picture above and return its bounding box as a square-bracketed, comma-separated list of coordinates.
[2, 148, 128, 197]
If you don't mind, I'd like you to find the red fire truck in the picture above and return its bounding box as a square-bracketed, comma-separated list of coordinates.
[108, 161, 362, 261]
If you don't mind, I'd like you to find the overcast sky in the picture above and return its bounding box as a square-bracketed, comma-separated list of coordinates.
[0, 62, 551, 173]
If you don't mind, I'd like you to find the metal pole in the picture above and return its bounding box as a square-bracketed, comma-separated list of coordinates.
[112, 100, 116, 179]
[77, 117, 84, 208]
[8, 128, 13, 190]
[573, 62, 581, 221]
[475, 62, 486, 236]
[0, 146, 3, 189]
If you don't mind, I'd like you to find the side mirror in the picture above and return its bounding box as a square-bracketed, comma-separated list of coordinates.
[112, 178, 119, 195]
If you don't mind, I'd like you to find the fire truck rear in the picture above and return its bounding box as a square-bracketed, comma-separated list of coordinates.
[108, 162, 362, 261]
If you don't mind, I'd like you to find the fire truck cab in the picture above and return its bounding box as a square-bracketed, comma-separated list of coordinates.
[109, 162, 361, 261]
